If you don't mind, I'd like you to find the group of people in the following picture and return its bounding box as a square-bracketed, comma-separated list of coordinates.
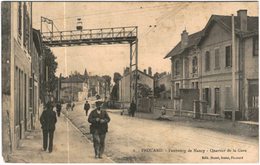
[66, 102, 75, 111]
[39, 98, 111, 159]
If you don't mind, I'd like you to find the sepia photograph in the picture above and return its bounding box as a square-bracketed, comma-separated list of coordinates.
[1, 1, 259, 163]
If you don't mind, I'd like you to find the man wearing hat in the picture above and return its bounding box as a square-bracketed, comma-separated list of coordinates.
[88, 101, 110, 159]
[40, 99, 57, 153]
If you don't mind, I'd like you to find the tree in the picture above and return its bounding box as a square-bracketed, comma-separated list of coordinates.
[154, 84, 166, 98]
[138, 83, 152, 98]
[43, 45, 58, 93]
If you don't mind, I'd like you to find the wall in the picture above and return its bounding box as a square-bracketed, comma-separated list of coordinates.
[199, 22, 240, 116]
[11, 2, 33, 149]
[119, 70, 154, 103]
[60, 82, 86, 102]
[2, 2, 11, 95]
[244, 37, 259, 120]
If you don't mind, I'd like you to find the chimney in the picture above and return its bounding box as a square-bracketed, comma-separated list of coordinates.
[148, 67, 152, 76]
[144, 69, 147, 74]
[237, 10, 247, 31]
[124, 67, 130, 76]
[181, 29, 189, 49]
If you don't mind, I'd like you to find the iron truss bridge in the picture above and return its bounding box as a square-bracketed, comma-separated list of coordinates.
[42, 26, 138, 47]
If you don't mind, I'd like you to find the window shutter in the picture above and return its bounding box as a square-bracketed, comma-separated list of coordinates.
[202, 88, 206, 101]
[208, 88, 211, 106]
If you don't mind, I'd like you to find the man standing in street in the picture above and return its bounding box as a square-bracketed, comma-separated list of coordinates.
[88, 101, 110, 159]
[84, 100, 90, 116]
[129, 100, 136, 117]
[56, 101, 62, 117]
[40, 99, 57, 153]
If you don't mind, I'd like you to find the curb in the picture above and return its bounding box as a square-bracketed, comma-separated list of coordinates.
[61, 112, 115, 163]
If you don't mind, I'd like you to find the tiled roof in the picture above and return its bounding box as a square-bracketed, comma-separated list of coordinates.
[122, 69, 154, 79]
[212, 15, 258, 33]
[164, 14, 258, 59]
[164, 31, 203, 59]
[61, 76, 85, 83]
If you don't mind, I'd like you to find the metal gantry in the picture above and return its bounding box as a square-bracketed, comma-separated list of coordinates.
[41, 17, 139, 107]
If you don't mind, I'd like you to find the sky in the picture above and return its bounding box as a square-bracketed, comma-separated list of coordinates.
[32, 2, 258, 78]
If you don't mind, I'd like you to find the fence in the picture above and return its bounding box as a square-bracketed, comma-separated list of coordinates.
[247, 107, 258, 122]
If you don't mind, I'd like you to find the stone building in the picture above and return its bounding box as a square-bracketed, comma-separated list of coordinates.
[2, 1, 35, 155]
[119, 69, 154, 103]
[165, 10, 258, 121]
[60, 76, 88, 102]
[154, 72, 171, 99]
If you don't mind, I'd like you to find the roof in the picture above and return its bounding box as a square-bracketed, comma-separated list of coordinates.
[164, 14, 258, 59]
[164, 31, 203, 59]
[198, 15, 258, 45]
[122, 69, 154, 80]
[61, 76, 85, 83]
[33, 29, 43, 55]
[212, 15, 258, 33]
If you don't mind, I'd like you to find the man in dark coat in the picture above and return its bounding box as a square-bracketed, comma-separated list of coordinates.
[84, 100, 90, 116]
[88, 101, 110, 159]
[56, 101, 62, 117]
[40, 101, 57, 153]
[129, 100, 136, 117]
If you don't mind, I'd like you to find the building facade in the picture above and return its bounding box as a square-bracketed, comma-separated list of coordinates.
[2, 1, 35, 155]
[60, 76, 88, 102]
[154, 72, 172, 99]
[165, 10, 258, 121]
[119, 69, 154, 103]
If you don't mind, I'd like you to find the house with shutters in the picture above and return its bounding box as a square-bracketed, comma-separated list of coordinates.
[165, 10, 258, 121]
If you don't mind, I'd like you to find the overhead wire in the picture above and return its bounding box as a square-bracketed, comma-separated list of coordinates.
[40, 3, 179, 34]
[50, 3, 178, 21]
[34, 3, 178, 25]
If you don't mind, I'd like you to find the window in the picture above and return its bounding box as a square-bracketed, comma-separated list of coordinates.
[175, 83, 180, 97]
[23, 3, 30, 51]
[175, 60, 180, 76]
[203, 88, 211, 105]
[23, 3, 27, 47]
[224, 87, 232, 108]
[18, 2, 22, 38]
[205, 51, 210, 71]
[252, 96, 258, 108]
[225, 46, 232, 67]
[192, 56, 198, 74]
[253, 37, 258, 56]
[248, 81, 258, 108]
[215, 49, 220, 69]
[195, 82, 199, 89]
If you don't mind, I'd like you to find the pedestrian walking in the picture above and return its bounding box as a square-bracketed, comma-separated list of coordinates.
[71, 102, 75, 111]
[161, 105, 166, 116]
[56, 101, 62, 117]
[84, 100, 90, 116]
[129, 100, 136, 117]
[66, 102, 71, 111]
[40, 100, 57, 153]
[88, 101, 110, 159]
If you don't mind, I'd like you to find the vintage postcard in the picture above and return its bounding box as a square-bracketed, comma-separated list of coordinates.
[1, 1, 259, 163]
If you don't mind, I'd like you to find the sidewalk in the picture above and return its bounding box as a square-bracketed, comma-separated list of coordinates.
[108, 109, 259, 138]
[7, 112, 113, 163]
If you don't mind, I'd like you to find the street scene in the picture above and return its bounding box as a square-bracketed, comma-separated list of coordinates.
[1, 1, 259, 163]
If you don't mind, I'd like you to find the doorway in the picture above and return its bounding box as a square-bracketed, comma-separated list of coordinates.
[214, 88, 220, 114]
